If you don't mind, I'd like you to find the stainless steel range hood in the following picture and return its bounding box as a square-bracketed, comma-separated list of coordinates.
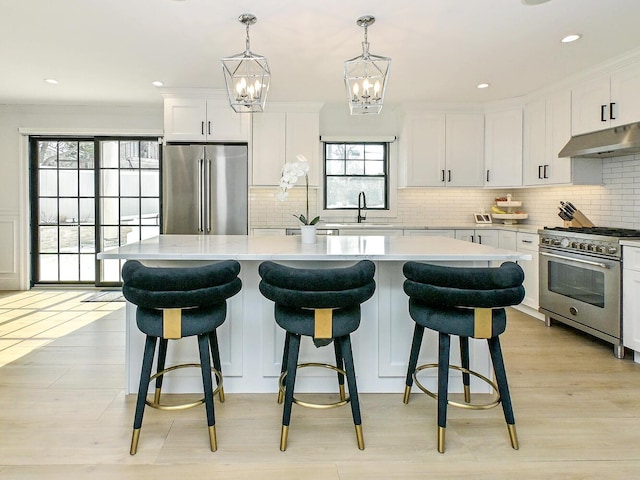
[559, 122, 640, 158]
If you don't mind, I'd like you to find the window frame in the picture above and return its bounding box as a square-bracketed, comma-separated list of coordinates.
[322, 141, 390, 212]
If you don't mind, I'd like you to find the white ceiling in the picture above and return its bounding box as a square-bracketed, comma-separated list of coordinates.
[3, 0, 640, 108]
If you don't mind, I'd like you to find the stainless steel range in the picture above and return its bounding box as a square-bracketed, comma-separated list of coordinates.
[538, 226, 640, 358]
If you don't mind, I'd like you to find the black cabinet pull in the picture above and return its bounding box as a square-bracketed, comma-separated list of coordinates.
[201, 121, 205, 135]
[486, 169, 490, 182]
[208, 121, 212, 135]
[601, 104, 607, 122]
[543, 164, 549, 179]
[610, 102, 616, 120]
[441, 170, 445, 182]
[477, 235, 481, 244]
[538, 165, 543, 179]
[447, 170, 451, 182]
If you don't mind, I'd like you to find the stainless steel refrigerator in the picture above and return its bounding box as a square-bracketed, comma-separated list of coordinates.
[162, 144, 248, 235]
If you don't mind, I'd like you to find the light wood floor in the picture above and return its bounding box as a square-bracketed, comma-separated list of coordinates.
[1, 290, 640, 479]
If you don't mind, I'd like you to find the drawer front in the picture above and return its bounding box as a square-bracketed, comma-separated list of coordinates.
[623, 246, 640, 272]
[517, 232, 538, 251]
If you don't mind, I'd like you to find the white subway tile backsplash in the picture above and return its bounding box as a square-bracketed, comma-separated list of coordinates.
[250, 154, 640, 230]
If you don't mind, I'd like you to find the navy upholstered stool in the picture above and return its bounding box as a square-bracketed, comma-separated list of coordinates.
[121, 259, 241, 455]
[258, 260, 376, 451]
[402, 261, 525, 453]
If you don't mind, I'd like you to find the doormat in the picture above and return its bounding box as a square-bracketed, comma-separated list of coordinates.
[82, 291, 125, 302]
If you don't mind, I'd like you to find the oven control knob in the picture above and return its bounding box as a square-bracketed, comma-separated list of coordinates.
[607, 246, 618, 255]
[560, 238, 570, 248]
[552, 238, 561, 246]
[580, 242, 589, 250]
[596, 245, 607, 254]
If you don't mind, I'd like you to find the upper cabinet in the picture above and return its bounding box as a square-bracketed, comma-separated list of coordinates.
[399, 112, 484, 187]
[251, 105, 320, 186]
[523, 89, 602, 186]
[163, 91, 250, 142]
[571, 63, 640, 136]
[484, 108, 523, 187]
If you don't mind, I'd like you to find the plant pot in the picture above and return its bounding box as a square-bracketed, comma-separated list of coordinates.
[300, 225, 317, 244]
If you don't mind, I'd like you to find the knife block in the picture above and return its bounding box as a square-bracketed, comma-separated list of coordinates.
[563, 220, 582, 228]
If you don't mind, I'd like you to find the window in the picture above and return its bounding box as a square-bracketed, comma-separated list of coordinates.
[324, 142, 388, 210]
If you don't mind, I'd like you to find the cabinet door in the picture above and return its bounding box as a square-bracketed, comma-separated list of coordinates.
[286, 112, 320, 186]
[454, 229, 475, 243]
[401, 114, 446, 187]
[499, 230, 517, 250]
[484, 109, 523, 187]
[164, 97, 208, 142]
[206, 100, 249, 142]
[546, 90, 573, 184]
[571, 75, 611, 135]
[251, 112, 286, 186]
[610, 63, 640, 128]
[523, 97, 547, 185]
[475, 229, 499, 247]
[446, 113, 484, 187]
[517, 232, 539, 310]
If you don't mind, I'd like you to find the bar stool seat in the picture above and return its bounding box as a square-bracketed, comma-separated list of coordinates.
[258, 260, 376, 451]
[402, 261, 525, 453]
[122, 259, 241, 455]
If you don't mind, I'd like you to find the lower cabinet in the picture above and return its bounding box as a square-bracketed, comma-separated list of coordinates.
[516, 232, 540, 313]
[454, 229, 499, 247]
[623, 246, 640, 356]
[498, 230, 517, 251]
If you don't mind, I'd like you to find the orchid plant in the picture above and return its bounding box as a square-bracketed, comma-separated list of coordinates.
[277, 154, 320, 225]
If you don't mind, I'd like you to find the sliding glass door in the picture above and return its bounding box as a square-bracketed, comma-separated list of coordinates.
[30, 137, 161, 286]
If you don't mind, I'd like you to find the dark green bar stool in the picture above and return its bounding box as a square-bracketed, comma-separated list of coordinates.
[402, 261, 525, 453]
[258, 260, 376, 451]
[121, 259, 241, 455]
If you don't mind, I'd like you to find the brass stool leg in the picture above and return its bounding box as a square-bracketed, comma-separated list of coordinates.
[508, 424, 519, 450]
[130, 428, 141, 455]
[403, 385, 411, 404]
[437, 426, 446, 454]
[209, 425, 218, 452]
[355, 424, 365, 450]
[280, 425, 289, 451]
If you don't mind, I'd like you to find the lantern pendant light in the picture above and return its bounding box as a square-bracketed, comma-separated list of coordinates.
[344, 15, 391, 115]
[221, 14, 271, 113]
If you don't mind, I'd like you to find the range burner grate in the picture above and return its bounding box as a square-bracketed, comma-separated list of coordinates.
[544, 226, 640, 237]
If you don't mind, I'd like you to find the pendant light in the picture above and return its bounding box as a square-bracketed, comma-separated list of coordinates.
[221, 14, 271, 113]
[344, 15, 391, 115]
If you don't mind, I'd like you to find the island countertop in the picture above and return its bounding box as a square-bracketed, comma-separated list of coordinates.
[98, 234, 531, 262]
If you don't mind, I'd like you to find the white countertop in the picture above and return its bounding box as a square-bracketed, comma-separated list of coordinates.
[98, 234, 531, 262]
[621, 240, 640, 248]
[268, 223, 544, 234]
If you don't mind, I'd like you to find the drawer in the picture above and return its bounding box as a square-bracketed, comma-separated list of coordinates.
[516, 232, 538, 251]
[624, 246, 640, 271]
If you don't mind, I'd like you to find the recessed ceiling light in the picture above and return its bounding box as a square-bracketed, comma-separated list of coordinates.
[477, 83, 490, 89]
[152, 81, 164, 87]
[44, 78, 58, 84]
[561, 34, 581, 43]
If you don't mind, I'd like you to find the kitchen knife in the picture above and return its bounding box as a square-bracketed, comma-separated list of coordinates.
[558, 207, 572, 221]
[558, 205, 573, 219]
[561, 201, 576, 213]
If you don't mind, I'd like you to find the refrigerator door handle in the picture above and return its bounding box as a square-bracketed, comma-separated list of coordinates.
[205, 158, 212, 233]
[198, 158, 204, 232]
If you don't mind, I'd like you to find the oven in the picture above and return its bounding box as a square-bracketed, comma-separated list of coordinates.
[537, 226, 640, 359]
[539, 246, 622, 356]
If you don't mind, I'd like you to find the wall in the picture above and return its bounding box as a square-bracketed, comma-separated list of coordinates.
[0, 104, 162, 289]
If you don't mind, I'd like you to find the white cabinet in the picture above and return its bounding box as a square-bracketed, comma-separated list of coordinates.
[484, 109, 523, 187]
[403, 229, 455, 238]
[163, 94, 249, 142]
[623, 246, 640, 355]
[498, 230, 517, 251]
[251, 108, 320, 186]
[516, 232, 539, 311]
[572, 63, 640, 135]
[399, 112, 484, 187]
[455, 229, 499, 247]
[523, 90, 602, 186]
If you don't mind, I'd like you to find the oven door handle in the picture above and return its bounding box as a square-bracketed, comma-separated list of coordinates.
[540, 251, 610, 269]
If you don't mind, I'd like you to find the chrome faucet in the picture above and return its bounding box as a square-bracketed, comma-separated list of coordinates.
[357, 191, 367, 223]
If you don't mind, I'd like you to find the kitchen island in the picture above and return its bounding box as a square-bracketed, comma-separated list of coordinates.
[99, 234, 530, 394]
